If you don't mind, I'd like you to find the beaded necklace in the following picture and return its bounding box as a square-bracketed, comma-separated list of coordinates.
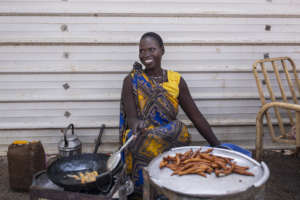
[147, 70, 166, 84]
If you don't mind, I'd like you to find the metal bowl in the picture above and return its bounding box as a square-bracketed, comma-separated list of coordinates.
[147, 146, 270, 199]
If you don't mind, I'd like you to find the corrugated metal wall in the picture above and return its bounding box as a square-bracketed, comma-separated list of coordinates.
[1, 0, 300, 155]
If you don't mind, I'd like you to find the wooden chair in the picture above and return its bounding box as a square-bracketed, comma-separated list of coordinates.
[253, 57, 300, 161]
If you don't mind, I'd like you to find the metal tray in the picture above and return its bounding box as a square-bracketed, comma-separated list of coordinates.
[147, 146, 269, 197]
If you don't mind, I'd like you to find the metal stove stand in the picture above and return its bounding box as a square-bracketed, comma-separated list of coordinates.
[30, 165, 129, 200]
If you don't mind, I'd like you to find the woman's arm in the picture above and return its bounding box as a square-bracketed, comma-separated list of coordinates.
[178, 77, 221, 146]
[121, 75, 146, 133]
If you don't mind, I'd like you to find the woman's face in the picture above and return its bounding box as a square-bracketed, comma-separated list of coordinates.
[139, 37, 164, 71]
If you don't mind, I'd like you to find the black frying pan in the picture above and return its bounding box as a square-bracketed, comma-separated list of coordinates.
[46, 124, 123, 193]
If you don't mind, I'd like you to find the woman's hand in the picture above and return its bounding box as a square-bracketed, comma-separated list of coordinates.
[127, 120, 147, 151]
[132, 120, 147, 135]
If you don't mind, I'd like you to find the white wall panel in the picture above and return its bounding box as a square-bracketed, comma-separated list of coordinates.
[1, 46, 300, 73]
[1, 1, 300, 16]
[1, 71, 297, 102]
[0, 99, 263, 129]
[1, 17, 300, 44]
[1, 1, 300, 155]
[0, 125, 291, 156]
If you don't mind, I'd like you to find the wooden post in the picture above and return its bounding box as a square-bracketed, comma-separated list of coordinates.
[143, 167, 151, 200]
[296, 111, 300, 154]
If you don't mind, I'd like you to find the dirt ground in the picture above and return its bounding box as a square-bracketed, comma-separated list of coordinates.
[261, 150, 300, 200]
[0, 149, 299, 200]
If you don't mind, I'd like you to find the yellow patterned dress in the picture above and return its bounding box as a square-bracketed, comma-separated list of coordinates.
[119, 65, 190, 193]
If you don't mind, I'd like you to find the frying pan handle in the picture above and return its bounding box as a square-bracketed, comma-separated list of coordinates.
[32, 170, 47, 186]
[95, 172, 113, 194]
[64, 123, 74, 147]
[94, 124, 105, 154]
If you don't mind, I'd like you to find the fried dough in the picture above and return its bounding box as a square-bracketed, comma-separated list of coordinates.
[67, 171, 99, 184]
[160, 148, 254, 178]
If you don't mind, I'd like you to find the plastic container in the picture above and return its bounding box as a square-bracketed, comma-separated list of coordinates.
[7, 140, 46, 191]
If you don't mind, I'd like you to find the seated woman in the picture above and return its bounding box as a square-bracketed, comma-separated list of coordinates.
[119, 32, 221, 198]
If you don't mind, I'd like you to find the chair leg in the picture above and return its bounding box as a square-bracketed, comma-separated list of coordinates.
[256, 118, 264, 161]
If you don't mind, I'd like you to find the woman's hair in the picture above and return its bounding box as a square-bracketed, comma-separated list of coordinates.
[140, 32, 165, 52]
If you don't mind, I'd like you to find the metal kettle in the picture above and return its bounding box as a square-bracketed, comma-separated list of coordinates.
[58, 124, 82, 157]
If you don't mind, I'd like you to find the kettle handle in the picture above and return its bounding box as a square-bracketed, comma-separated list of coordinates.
[63, 123, 74, 147]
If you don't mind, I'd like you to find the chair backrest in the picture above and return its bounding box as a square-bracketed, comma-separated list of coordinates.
[253, 57, 300, 140]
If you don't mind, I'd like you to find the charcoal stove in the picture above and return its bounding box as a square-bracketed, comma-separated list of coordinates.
[30, 164, 133, 200]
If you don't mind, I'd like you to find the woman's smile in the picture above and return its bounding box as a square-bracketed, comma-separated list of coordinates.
[144, 59, 153, 64]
